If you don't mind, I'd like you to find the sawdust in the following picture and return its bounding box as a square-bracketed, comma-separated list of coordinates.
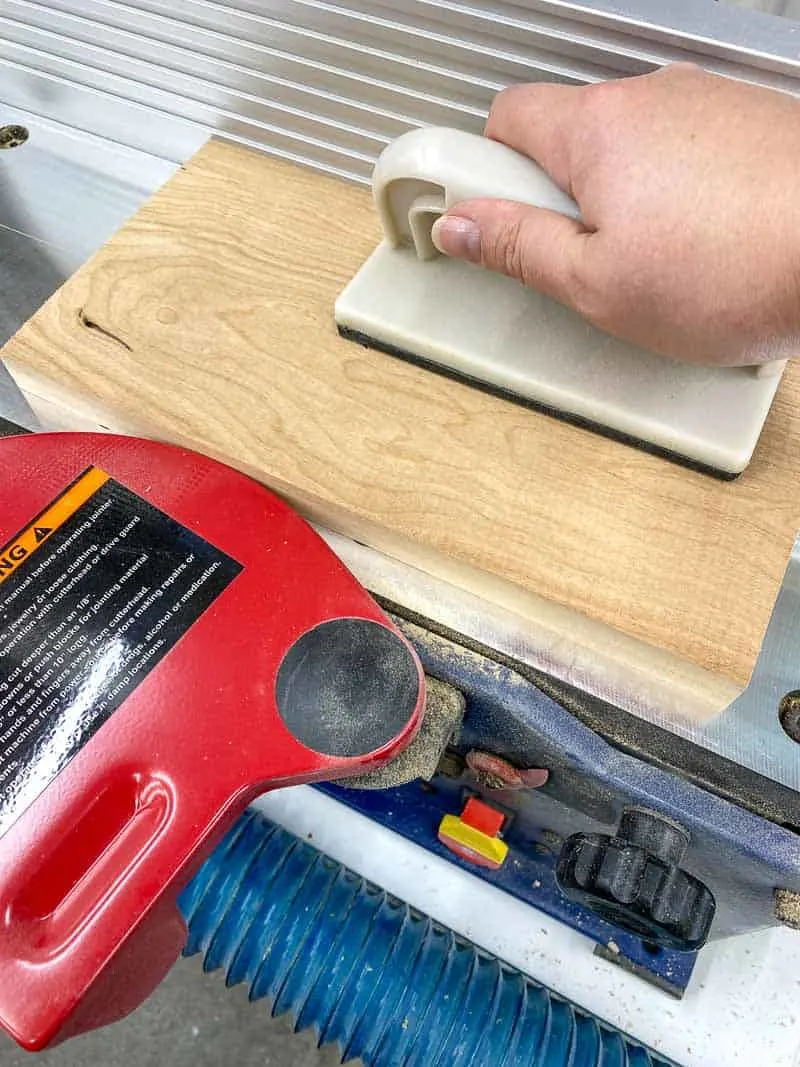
[774, 888, 800, 930]
[340, 676, 465, 790]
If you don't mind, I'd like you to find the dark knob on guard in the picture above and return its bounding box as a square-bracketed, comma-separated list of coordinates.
[555, 808, 715, 952]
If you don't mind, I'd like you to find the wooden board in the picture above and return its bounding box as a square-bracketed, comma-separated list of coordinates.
[4, 138, 800, 717]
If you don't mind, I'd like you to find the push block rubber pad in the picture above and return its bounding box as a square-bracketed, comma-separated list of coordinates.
[0, 432, 424, 1050]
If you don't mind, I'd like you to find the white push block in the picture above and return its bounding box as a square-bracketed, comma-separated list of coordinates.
[335, 128, 785, 477]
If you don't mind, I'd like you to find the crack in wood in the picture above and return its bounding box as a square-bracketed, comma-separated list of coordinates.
[78, 309, 133, 352]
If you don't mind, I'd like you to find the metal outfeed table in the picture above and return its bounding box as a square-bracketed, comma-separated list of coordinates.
[3, 1, 800, 1064]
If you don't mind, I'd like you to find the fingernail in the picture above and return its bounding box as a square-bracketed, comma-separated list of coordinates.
[431, 215, 481, 262]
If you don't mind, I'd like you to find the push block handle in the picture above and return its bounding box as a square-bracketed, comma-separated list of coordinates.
[369, 125, 775, 384]
[372, 127, 580, 261]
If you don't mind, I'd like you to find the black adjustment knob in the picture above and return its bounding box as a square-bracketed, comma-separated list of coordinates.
[555, 808, 715, 952]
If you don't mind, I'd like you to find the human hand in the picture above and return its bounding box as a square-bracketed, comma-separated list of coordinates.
[431, 64, 800, 365]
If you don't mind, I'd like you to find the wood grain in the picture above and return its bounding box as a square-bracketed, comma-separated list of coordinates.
[4, 138, 800, 710]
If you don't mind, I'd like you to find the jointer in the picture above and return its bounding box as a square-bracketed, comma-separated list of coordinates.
[2, 2, 800, 1065]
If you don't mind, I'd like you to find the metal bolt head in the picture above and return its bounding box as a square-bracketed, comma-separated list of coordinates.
[779, 691, 800, 744]
[0, 125, 29, 150]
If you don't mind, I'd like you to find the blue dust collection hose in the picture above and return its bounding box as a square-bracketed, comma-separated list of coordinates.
[179, 810, 674, 1067]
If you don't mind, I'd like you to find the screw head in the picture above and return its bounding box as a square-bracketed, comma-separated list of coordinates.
[779, 691, 800, 744]
[0, 125, 29, 150]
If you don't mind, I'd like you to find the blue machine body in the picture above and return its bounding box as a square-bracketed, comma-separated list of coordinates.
[320, 618, 800, 995]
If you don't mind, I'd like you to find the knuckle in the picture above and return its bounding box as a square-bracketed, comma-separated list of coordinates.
[485, 84, 526, 132]
[660, 60, 702, 79]
[485, 216, 528, 282]
[579, 78, 627, 119]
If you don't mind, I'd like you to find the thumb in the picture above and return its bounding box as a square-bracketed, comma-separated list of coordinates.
[431, 198, 591, 309]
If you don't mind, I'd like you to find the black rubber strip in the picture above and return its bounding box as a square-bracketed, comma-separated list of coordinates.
[337, 324, 740, 481]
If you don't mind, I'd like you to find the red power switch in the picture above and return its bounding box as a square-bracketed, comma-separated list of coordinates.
[438, 796, 509, 870]
[0, 433, 425, 1051]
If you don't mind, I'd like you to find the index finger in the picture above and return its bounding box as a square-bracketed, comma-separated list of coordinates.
[485, 82, 588, 192]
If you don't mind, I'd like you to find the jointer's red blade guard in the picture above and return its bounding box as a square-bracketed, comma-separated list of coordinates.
[0, 432, 425, 1051]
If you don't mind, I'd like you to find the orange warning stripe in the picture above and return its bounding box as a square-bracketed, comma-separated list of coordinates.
[0, 467, 109, 586]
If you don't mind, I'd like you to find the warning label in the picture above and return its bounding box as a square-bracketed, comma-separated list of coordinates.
[0, 468, 242, 838]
